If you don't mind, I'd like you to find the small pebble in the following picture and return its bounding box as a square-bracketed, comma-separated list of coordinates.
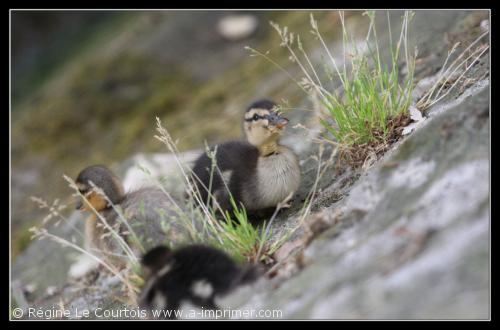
[217, 14, 258, 41]
[24, 283, 37, 294]
[480, 20, 489, 32]
[46, 286, 58, 296]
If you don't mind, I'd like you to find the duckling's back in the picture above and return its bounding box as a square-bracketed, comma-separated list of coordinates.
[102, 187, 191, 252]
[191, 140, 259, 209]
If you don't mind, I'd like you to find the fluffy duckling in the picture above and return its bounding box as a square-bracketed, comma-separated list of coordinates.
[191, 100, 301, 218]
[138, 244, 261, 319]
[74, 165, 187, 269]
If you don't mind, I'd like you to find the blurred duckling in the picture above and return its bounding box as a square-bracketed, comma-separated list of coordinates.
[74, 165, 188, 270]
[191, 100, 300, 218]
[138, 244, 261, 319]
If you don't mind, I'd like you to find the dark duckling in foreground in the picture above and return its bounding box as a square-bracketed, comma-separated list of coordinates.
[138, 244, 261, 319]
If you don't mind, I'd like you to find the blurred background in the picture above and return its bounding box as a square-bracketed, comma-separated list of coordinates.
[11, 10, 345, 259]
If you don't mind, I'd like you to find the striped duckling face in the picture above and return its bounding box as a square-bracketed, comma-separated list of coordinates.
[243, 100, 289, 149]
[74, 165, 125, 212]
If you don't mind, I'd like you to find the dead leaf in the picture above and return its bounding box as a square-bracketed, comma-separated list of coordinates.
[274, 239, 304, 262]
[402, 106, 426, 135]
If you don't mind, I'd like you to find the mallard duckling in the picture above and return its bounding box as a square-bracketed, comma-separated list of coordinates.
[74, 165, 187, 269]
[138, 244, 260, 319]
[191, 100, 301, 218]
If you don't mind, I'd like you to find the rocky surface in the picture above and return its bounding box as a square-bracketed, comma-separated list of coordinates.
[220, 82, 489, 320]
[11, 10, 489, 320]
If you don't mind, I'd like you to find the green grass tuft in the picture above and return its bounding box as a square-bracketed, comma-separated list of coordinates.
[317, 11, 417, 147]
[249, 10, 417, 157]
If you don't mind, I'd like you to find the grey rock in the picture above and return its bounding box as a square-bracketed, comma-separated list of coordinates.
[222, 84, 489, 320]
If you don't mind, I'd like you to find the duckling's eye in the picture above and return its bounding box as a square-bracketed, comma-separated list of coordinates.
[252, 114, 260, 121]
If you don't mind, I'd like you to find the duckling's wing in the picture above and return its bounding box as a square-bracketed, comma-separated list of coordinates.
[191, 141, 259, 209]
[120, 188, 190, 250]
[213, 141, 259, 171]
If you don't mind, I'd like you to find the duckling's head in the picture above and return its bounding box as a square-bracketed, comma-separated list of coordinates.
[141, 245, 173, 280]
[243, 100, 289, 154]
[74, 165, 125, 212]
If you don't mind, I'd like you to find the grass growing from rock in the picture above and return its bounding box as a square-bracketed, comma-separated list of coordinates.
[210, 196, 280, 264]
[316, 12, 415, 144]
[249, 11, 417, 167]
